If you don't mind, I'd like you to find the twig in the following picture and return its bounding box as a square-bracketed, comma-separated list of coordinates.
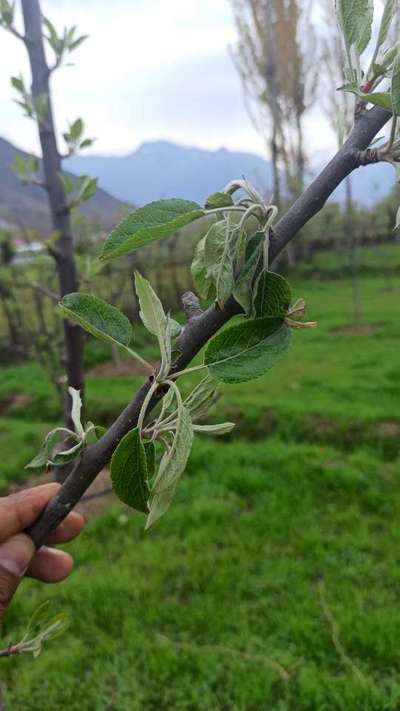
[0, 645, 19, 659]
[181, 291, 203, 321]
[28, 282, 59, 303]
[318, 581, 367, 686]
[156, 634, 291, 683]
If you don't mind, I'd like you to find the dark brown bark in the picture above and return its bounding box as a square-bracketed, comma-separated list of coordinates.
[21, 0, 84, 435]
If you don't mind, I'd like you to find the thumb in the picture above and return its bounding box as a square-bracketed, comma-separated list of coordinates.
[0, 534, 35, 623]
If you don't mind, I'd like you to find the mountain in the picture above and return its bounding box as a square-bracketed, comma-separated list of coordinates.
[67, 140, 275, 206]
[67, 139, 397, 208]
[0, 137, 128, 233]
[1, 137, 396, 235]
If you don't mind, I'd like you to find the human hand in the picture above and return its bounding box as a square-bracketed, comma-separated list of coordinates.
[0, 483, 85, 622]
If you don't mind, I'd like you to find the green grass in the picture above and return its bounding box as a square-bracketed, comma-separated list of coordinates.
[3, 439, 400, 709]
[1, 246, 400, 709]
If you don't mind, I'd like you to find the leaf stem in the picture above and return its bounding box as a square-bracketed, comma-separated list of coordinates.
[137, 380, 160, 433]
[170, 363, 208, 380]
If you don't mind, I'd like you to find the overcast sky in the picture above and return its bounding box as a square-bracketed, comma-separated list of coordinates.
[0, 0, 336, 161]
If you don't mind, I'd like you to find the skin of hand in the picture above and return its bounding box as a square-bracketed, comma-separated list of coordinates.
[0, 483, 85, 622]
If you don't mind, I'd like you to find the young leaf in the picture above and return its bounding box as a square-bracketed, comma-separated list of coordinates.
[193, 422, 235, 435]
[336, 0, 374, 54]
[204, 318, 290, 383]
[376, 0, 397, 53]
[134, 272, 171, 379]
[391, 49, 400, 115]
[50, 440, 83, 466]
[111, 428, 150, 513]
[69, 118, 83, 141]
[100, 199, 204, 261]
[191, 236, 215, 299]
[204, 192, 234, 210]
[59, 293, 133, 350]
[11, 75, 24, 93]
[204, 219, 235, 307]
[183, 375, 219, 421]
[144, 440, 156, 480]
[342, 83, 393, 110]
[254, 271, 292, 318]
[146, 401, 193, 529]
[233, 231, 264, 314]
[68, 387, 84, 437]
[25, 428, 70, 470]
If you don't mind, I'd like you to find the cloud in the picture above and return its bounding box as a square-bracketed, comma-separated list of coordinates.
[0, 0, 336, 161]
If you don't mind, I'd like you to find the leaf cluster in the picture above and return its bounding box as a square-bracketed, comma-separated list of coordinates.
[43, 17, 88, 70]
[29, 178, 314, 528]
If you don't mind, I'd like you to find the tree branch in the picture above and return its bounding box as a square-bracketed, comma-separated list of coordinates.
[26, 105, 391, 548]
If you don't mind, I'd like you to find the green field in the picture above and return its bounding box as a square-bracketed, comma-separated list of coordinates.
[1, 251, 400, 709]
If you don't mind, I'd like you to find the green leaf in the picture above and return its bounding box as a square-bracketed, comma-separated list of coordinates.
[391, 49, 400, 114]
[69, 118, 83, 141]
[204, 318, 290, 383]
[254, 271, 292, 318]
[51, 439, 83, 466]
[146, 399, 193, 529]
[59, 172, 75, 194]
[204, 219, 235, 308]
[111, 428, 150, 513]
[100, 199, 204, 261]
[183, 375, 219, 421]
[193, 422, 235, 435]
[342, 83, 393, 110]
[191, 236, 215, 299]
[233, 231, 264, 314]
[25, 428, 70, 470]
[11, 75, 24, 93]
[376, 0, 397, 52]
[144, 440, 156, 480]
[59, 293, 133, 350]
[336, 0, 373, 54]
[86, 423, 107, 442]
[168, 318, 182, 339]
[134, 272, 171, 379]
[79, 138, 94, 149]
[204, 192, 234, 210]
[69, 34, 89, 51]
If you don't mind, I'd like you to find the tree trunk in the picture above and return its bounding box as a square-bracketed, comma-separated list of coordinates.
[21, 0, 85, 480]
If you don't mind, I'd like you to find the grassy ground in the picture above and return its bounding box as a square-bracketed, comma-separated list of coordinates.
[1, 247, 400, 709]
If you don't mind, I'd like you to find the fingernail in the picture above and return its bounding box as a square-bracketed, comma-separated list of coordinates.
[0, 534, 35, 578]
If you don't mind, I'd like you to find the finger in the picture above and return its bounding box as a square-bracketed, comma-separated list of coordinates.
[0, 534, 35, 622]
[46, 511, 85, 545]
[26, 547, 73, 583]
[0, 484, 61, 543]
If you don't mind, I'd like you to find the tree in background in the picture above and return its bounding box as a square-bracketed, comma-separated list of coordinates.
[0, 0, 97, 435]
[230, 0, 318, 206]
[321, 0, 362, 326]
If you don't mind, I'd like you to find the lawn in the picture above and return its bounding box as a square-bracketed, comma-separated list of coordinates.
[0, 248, 399, 709]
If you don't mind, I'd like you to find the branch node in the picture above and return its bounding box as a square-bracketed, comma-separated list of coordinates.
[182, 291, 203, 322]
[356, 147, 381, 166]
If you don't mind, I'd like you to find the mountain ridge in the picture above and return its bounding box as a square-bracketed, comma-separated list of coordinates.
[0, 136, 128, 233]
[0, 136, 396, 236]
[67, 138, 397, 207]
